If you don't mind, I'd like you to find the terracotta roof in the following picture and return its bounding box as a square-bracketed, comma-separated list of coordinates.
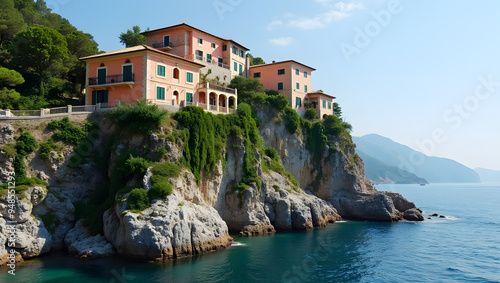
[141, 23, 250, 51]
[307, 91, 336, 99]
[79, 45, 205, 68]
[249, 60, 316, 71]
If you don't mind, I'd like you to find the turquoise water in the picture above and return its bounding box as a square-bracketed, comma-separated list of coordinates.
[1, 183, 499, 282]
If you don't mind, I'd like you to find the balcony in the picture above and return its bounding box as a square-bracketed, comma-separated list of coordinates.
[197, 82, 236, 94]
[88, 74, 135, 90]
[151, 41, 173, 50]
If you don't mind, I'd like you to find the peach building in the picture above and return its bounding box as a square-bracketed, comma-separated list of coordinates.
[80, 23, 335, 118]
[249, 60, 335, 117]
[80, 45, 238, 114]
[143, 23, 250, 86]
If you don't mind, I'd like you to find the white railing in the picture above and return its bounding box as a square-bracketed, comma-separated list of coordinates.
[0, 99, 238, 120]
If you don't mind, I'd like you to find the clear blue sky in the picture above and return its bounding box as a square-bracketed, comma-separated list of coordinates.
[52, 0, 500, 170]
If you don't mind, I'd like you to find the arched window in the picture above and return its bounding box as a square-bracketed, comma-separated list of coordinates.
[100, 63, 105, 67]
[173, 68, 180, 79]
[125, 59, 131, 64]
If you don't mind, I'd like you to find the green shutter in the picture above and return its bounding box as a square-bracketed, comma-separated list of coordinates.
[323, 100, 326, 108]
[186, 92, 193, 102]
[296, 69, 299, 75]
[157, 87, 165, 100]
[304, 72, 308, 78]
[157, 65, 165, 76]
[234, 62, 237, 71]
[296, 82, 300, 90]
[296, 97, 301, 107]
[305, 85, 308, 93]
[187, 72, 193, 83]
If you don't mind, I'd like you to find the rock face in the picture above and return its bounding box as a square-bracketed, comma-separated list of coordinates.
[103, 170, 232, 261]
[0, 107, 424, 265]
[65, 220, 115, 258]
[257, 107, 424, 222]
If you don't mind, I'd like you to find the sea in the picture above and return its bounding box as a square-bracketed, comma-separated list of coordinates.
[1, 183, 499, 283]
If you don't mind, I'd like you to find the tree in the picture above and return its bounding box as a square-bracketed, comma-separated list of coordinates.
[247, 53, 265, 66]
[229, 76, 265, 104]
[0, 67, 24, 87]
[65, 31, 99, 94]
[333, 102, 342, 117]
[0, 67, 23, 108]
[0, 0, 26, 48]
[119, 25, 145, 47]
[11, 25, 68, 96]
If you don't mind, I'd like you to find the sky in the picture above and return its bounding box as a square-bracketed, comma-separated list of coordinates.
[50, 0, 500, 171]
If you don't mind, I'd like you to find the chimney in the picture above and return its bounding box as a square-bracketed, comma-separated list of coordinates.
[272, 61, 275, 63]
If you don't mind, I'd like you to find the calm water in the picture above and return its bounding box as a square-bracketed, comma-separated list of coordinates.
[2, 183, 499, 283]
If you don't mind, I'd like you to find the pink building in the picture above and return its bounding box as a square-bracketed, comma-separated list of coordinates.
[80, 23, 336, 118]
[249, 60, 335, 117]
[80, 45, 238, 114]
[143, 23, 250, 86]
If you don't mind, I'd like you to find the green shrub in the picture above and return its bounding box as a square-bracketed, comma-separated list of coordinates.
[266, 94, 289, 111]
[148, 180, 172, 200]
[48, 117, 96, 145]
[283, 107, 300, 134]
[157, 145, 167, 158]
[111, 100, 168, 134]
[264, 147, 279, 161]
[15, 132, 38, 156]
[127, 188, 150, 211]
[1, 143, 16, 158]
[125, 155, 151, 176]
[151, 162, 182, 179]
[305, 108, 318, 120]
[39, 212, 59, 233]
[40, 139, 62, 159]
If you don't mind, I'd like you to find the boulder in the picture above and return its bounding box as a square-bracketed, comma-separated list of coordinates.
[65, 220, 115, 258]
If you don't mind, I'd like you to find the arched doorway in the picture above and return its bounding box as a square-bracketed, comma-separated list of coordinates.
[199, 91, 206, 104]
[219, 94, 227, 113]
[173, 90, 179, 105]
[209, 92, 217, 111]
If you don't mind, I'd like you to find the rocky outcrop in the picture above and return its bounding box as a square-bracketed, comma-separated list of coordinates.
[257, 107, 424, 222]
[64, 220, 115, 258]
[103, 170, 232, 261]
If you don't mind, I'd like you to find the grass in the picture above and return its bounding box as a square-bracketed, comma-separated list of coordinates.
[1, 143, 17, 158]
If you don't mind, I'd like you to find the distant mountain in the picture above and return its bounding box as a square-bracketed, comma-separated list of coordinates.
[475, 168, 500, 182]
[357, 150, 428, 184]
[353, 134, 481, 183]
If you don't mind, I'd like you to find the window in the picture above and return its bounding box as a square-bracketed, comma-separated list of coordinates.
[211, 43, 216, 48]
[305, 97, 309, 102]
[207, 54, 212, 63]
[218, 58, 223, 67]
[123, 64, 133, 82]
[234, 62, 237, 72]
[157, 86, 165, 100]
[239, 64, 243, 75]
[157, 65, 166, 77]
[186, 92, 193, 102]
[278, 68, 285, 75]
[305, 85, 308, 93]
[296, 82, 300, 90]
[253, 72, 261, 78]
[198, 38, 203, 44]
[232, 46, 238, 55]
[173, 68, 180, 79]
[304, 71, 308, 78]
[296, 97, 301, 107]
[240, 50, 244, 57]
[195, 50, 203, 61]
[328, 102, 332, 109]
[278, 82, 284, 90]
[186, 72, 194, 83]
[163, 35, 170, 47]
[323, 100, 326, 108]
[222, 44, 227, 51]
[296, 69, 299, 75]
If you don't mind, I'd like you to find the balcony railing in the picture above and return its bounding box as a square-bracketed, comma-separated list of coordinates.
[152, 41, 173, 49]
[197, 82, 236, 94]
[185, 54, 230, 70]
[88, 74, 134, 86]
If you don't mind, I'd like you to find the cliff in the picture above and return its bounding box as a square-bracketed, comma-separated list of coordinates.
[0, 104, 422, 264]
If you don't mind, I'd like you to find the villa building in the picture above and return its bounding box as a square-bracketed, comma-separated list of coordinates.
[249, 60, 335, 117]
[80, 23, 335, 118]
[142, 23, 250, 86]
